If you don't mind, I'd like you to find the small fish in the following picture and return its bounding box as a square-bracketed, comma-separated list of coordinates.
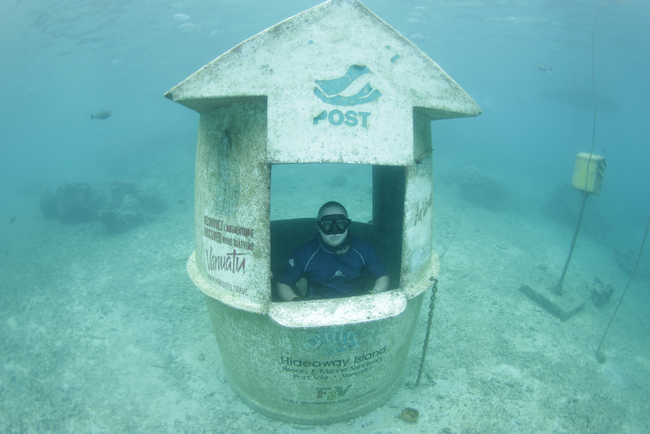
[410, 34, 429, 42]
[178, 22, 201, 32]
[174, 13, 190, 21]
[209, 29, 219, 38]
[537, 64, 553, 74]
[415, 6, 430, 11]
[111, 58, 123, 66]
[91, 110, 112, 120]
[9, 216, 16, 224]
[408, 18, 427, 25]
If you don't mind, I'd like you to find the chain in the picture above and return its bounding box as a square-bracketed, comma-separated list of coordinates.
[415, 278, 438, 387]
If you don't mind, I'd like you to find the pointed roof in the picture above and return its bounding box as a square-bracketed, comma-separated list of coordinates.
[165, 0, 481, 165]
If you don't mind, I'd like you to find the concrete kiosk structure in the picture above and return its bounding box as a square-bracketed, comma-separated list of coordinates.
[165, 0, 480, 424]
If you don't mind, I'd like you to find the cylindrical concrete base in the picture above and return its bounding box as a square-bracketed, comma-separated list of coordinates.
[204, 291, 425, 424]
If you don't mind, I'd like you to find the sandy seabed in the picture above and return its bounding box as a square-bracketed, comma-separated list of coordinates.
[1, 166, 649, 434]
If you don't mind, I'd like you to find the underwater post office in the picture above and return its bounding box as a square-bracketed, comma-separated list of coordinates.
[165, 0, 481, 424]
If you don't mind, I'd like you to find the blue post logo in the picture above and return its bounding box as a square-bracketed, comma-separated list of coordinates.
[314, 64, 382, 106]
[313, 64, 380, 128]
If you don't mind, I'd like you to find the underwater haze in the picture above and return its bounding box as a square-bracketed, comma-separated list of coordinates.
[1, 0, 649, 433]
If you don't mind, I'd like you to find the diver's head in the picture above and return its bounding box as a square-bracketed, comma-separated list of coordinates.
[316, 201, 350, 248]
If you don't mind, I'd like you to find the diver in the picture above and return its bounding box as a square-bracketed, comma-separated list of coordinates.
[276, 201, 389, 301]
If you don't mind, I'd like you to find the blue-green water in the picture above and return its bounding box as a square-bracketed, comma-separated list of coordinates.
[1, 0, 649, 432]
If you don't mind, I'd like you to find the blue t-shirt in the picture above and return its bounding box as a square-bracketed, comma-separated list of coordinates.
[278, 234, 388, 299]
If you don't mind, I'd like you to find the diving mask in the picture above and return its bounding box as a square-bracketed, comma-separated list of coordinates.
[317, 214, 351, 235]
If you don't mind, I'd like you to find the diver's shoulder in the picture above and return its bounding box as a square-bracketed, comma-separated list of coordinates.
[300, 235, 321, 251]
[350, 234, 373, 249]
[288, 236, 321, 265]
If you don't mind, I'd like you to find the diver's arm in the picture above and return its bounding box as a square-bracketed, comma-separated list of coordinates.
[277, 282, 300, 301]
[371, 275, 390, 293]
